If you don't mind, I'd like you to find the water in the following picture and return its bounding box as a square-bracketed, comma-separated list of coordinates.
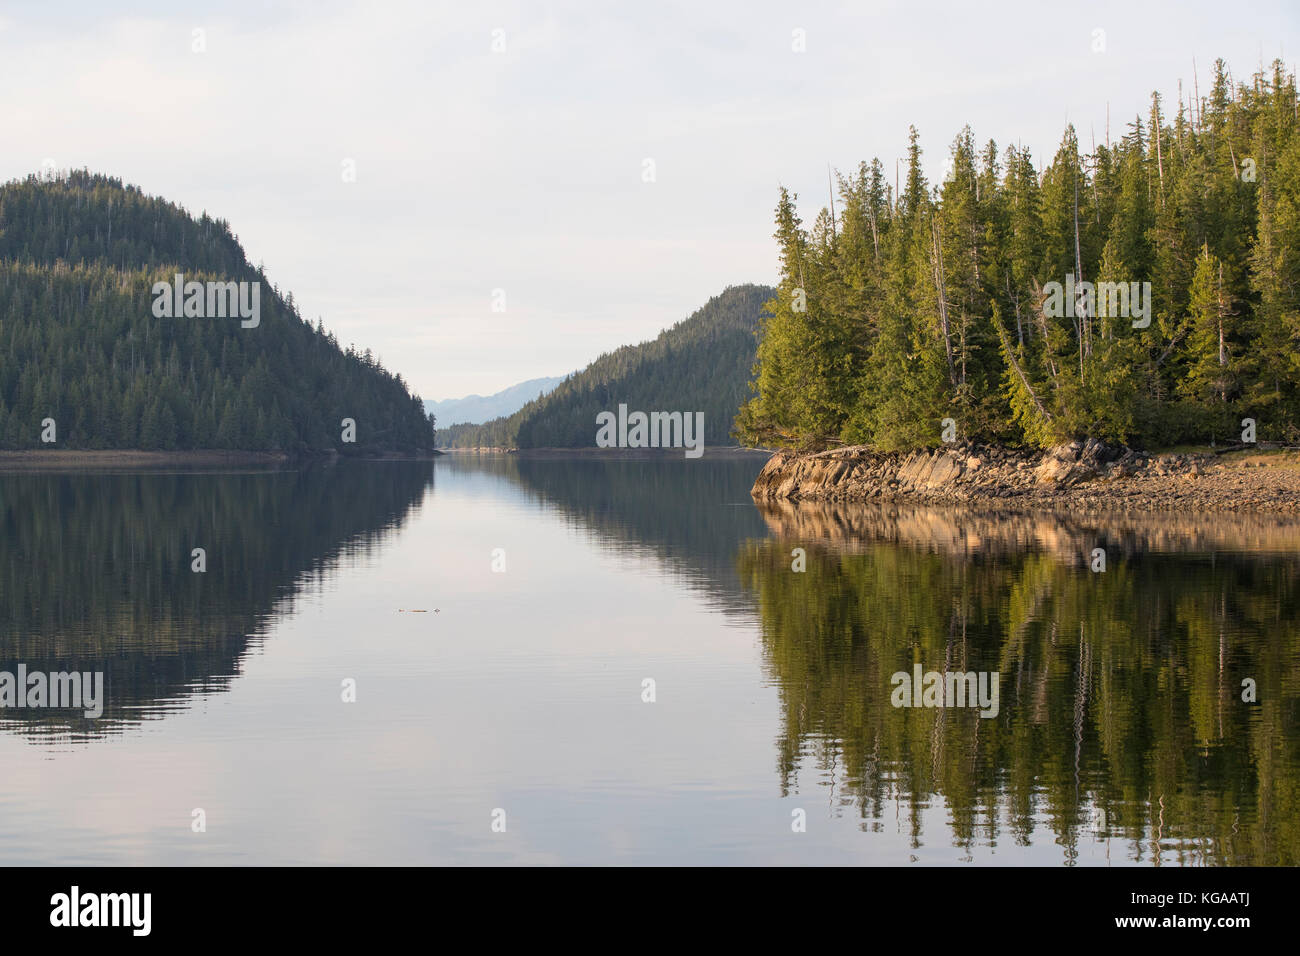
[0, 455, 1296, 865]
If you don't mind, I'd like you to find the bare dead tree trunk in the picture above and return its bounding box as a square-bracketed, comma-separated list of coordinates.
[930, 217, 958, 388]
[1074, 176, 1090, 369]
[1193, 57, 1201, 131]
[1154, 96, 1166, 208]
[994, 310, 1052, 420]
[1217, 260, 1228, 403]
[827, 164, 837, 235]
[1033, 281, 1062, 387]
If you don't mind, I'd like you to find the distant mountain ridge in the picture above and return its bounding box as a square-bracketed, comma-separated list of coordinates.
[425, 376, 564, 426]
[440, 284, 775, 449]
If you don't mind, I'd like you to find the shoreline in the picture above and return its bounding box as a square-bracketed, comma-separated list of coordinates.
[751, 440, 1300, 513]
[0, 449, 441, 471]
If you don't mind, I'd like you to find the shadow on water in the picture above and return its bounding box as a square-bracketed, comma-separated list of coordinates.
[0, 461, 433, 742]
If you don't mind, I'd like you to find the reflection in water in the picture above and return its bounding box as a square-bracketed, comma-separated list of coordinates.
[450, 453, 771, 616]
[741, 499, 1300, 866]
[1, 454, 1295, 864]
[0, 462, 432, 740]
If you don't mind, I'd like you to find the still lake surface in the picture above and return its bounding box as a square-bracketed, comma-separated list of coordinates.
[1, 454, 1296, 865]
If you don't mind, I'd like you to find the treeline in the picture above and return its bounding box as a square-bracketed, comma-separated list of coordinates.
[442, 284, 774, 448]
[736, 59, 1300, 451]
[0, 171, 433, 452]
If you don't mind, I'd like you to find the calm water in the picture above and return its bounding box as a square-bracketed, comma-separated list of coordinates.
[1, 455, 1297, 865]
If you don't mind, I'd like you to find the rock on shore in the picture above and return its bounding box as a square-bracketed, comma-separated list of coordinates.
[750, 440, 1300, 512]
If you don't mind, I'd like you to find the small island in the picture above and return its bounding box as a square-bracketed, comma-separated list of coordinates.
[734, 59, 1300, 514]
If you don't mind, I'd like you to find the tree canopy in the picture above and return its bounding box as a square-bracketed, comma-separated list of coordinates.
[736, 59, 1300, 452]
[0, 171, 433, 453]
[443, 284, 774, 448]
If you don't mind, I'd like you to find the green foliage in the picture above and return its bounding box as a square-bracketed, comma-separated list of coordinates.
[738, 59, 1300, 450]
[0, 171, 433, 453]
[442, 285, 774, 448]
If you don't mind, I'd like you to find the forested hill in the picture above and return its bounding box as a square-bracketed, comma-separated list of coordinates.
[0, 171, 432, 452]
[440, 284, 775, 448]
[736, 58, 1300, 452]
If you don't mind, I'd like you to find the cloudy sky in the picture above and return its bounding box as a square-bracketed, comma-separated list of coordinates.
[1, 0, 1295, 400]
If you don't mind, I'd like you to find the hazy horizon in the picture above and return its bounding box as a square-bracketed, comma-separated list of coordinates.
[1, 0, 1295, 401]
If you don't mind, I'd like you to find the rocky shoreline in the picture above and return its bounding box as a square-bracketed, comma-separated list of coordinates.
[751, 439, 1300, 512]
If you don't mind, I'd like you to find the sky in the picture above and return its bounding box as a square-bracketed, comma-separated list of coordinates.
[1, 0, 1296, 401]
